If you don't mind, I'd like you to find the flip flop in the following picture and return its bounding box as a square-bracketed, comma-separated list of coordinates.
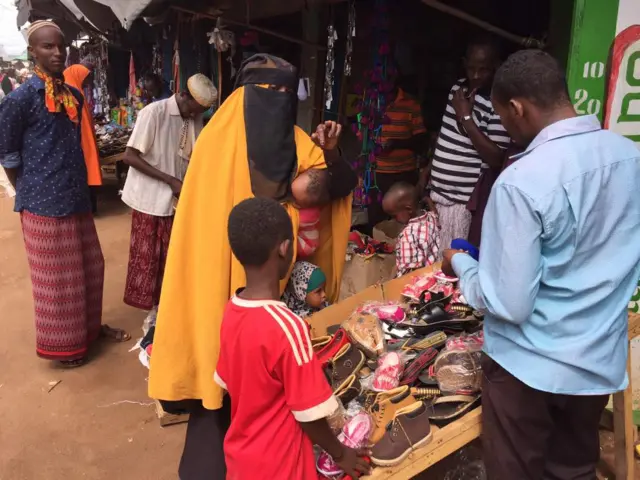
[401, 331, 448, 351]
[400, 348, 439, 386]
[426, 394, 481, 426]
[100, 325, 131, 343]
[418, 364, 439, 386]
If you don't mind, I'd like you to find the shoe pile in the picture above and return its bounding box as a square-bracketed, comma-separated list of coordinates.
[313, 270, 484, 473]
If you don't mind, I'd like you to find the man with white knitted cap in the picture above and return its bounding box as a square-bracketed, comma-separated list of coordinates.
[122, 73, 217, 325]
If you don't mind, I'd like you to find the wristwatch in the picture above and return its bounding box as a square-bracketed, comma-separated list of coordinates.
[462, 115, 472, 123]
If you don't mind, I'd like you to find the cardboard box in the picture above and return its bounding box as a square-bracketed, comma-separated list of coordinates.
[373, 220, 404, 246]
[311, 265, 436, 337]
[339, 253, 396, 301]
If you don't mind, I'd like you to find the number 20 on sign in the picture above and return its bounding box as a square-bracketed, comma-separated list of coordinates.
[574, 61, 605, 116]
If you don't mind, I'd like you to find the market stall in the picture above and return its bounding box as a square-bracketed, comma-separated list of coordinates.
[97, 122, 131, 182]
[308, 265, 640, 480]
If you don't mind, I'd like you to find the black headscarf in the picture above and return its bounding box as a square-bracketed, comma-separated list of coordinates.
[236, 54, 299, 200]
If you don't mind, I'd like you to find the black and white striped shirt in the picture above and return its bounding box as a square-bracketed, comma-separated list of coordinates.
[430, 79, 511, 204]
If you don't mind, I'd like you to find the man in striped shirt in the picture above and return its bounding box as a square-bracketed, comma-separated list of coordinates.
[427, 38, 511, 251]
[369, 76, 427, 228]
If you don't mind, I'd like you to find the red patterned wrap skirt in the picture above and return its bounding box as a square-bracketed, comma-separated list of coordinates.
[123, 210, 174, 310]
[20, 211, 104, 361]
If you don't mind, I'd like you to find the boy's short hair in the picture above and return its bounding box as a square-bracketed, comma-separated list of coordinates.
[228, 197, 293, 267]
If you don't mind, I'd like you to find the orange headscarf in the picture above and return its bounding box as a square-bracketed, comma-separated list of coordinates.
[63, 64, 102, 186]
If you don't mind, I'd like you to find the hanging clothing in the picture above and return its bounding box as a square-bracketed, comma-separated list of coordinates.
[148, 54, 352, 411]
[21, 211, 104, 360]
[129, 52, 136, 96]
[63, 64, 103, 186]
[33, 66, 79, 123]
[282, 261, 327, 318]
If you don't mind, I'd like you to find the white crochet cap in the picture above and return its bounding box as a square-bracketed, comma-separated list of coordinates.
[187, 73, 218, 108]
[27, 20, 63, 42]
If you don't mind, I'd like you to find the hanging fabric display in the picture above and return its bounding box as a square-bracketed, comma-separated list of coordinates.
[324, 24, 338, 110]
[152, 43, 162, 76]
[344, 0, 356, 77]
[172, 37, 181, 93]
[351, 0, 396, 207]
[128, 52, 137, 97]
[79, 40, 108, 118]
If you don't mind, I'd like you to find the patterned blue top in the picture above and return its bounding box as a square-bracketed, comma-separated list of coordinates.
[0, 75, 91, 217]
[452, 115, 640, 395]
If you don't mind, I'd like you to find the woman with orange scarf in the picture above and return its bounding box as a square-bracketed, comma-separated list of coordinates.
[64, 64, 103, 211]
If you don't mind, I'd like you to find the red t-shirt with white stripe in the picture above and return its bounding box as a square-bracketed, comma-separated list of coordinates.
[214, 296, 338, 480]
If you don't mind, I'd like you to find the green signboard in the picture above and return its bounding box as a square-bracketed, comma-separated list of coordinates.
[566, 0, 620, 121]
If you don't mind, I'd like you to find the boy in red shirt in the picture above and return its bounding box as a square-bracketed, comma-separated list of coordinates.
[215, 197, 370, 479]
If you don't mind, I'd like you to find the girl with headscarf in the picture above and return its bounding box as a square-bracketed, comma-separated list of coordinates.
[283, 261, 329, 318]
[63, 64, 102, 189]
[148, 54, 355, 479]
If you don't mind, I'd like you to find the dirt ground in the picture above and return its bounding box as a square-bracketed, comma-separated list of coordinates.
[0, 185, 637, 480]
[0, 186, 185, 480]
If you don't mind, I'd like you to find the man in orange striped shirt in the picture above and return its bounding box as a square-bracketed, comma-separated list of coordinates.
[369, 77, 427, 228]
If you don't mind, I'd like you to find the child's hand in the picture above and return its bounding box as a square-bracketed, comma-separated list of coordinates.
[335, 447, 371, 478]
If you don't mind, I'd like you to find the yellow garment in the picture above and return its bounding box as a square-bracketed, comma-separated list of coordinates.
[148, 87, 352, 410]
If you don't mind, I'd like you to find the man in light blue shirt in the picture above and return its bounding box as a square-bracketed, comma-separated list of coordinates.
[443, 50, 640, 479]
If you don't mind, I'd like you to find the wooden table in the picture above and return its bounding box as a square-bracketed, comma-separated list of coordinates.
[366, 312, 640, 479]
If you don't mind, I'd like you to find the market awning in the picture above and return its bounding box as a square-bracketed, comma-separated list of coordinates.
[91, 0, 155, 30]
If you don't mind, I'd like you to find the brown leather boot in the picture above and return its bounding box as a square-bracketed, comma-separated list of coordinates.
[325, 343, 366, 388]
[334, 374, 362, 405]
[368, 386, 418, 445]
[371, 401, 433, 466]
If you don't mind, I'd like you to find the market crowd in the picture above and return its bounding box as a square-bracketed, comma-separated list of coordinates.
[1, 19, 639, 480]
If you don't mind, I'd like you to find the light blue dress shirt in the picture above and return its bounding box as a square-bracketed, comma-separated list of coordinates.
[452, 115, 640, 395]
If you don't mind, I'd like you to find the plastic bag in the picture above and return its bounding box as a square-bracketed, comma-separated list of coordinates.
[433, 341, 483, 394]
[446, 331, 484, 352]
[342, 312, 386, 358]
[326, 397, 348, 434]
[316, 412, 373, 477]
[356, 301, 406, 323]
[371, 351, 410, 391]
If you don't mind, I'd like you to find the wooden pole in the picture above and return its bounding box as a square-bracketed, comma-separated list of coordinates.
[171, 6, 327, 51]
[420, 0, 545, 48]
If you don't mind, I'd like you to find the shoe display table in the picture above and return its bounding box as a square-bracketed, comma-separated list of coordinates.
[364, 315, 640, 480]
[310, 266, 640, 480]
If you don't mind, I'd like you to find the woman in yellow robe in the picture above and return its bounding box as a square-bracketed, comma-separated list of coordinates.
[148, 55, 353, 478]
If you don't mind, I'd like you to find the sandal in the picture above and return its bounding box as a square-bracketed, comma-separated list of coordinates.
[100, 325, 131, 343]
[401, 331, 448, 351]
[400, 348, 439, 386]
[58, 357, 87, 368]
[426, 394, 481, 426]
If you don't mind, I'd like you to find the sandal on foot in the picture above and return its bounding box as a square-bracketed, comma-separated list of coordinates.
[100, 325, 131, 342]
[58, 357, 87, 368]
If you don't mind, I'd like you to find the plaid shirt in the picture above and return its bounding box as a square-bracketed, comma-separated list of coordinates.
[396, 211, 441, 277]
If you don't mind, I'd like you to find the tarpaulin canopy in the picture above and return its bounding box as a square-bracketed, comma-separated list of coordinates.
[92, 0, 154, 30]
